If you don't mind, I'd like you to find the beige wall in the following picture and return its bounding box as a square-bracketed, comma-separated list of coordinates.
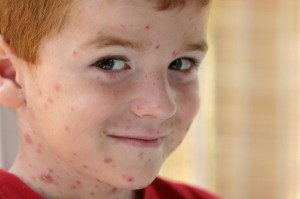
[212, 0, 299, 198]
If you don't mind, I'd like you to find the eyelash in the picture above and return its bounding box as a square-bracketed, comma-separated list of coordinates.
[91, 55, 130, 72]
[90, 55, 200, 73]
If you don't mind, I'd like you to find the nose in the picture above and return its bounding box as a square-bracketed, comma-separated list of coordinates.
[129, 73, 177, 121]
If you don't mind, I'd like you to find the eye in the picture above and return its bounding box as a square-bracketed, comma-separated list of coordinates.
[91, 56, 129, 71]
[169, 58, 199, 71]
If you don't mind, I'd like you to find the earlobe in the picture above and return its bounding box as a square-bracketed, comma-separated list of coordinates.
[0, 35, 25, 109]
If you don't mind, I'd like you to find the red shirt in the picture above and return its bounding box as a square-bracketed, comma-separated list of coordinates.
[0, 170, 218, 199]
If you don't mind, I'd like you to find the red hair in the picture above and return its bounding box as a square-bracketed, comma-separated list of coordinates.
[0, 0, 210, 64]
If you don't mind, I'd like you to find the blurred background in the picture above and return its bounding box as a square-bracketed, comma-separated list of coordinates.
[0, 0, 299, 199]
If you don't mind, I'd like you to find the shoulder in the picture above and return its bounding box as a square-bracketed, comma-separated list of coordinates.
[143, 177, 219, 199]
[0, 169, 43, 199]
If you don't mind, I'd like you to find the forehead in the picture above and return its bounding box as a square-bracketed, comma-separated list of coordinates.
[38, 0, 209, 59]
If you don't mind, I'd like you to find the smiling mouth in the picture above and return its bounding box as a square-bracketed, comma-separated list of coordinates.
[107, 135, 164, 148]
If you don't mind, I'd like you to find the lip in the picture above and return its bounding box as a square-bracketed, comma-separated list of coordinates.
[106, 134, 164, 148]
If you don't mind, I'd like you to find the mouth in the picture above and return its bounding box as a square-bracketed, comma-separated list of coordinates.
[106, 134, 164, 148]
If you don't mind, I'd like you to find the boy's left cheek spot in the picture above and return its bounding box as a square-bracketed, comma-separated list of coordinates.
[24, 133, 33, 144]
[144, 24, 150, 30]
[40, 174, 54, 184]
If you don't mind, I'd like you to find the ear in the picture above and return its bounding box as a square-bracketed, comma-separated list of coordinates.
[0, 35, 25, 109]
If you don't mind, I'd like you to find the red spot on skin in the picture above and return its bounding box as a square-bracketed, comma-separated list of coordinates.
[111, 188, 117, 194]
[36, 148, 41, 154]
[76, 180, 81, 185]
[65, 126, 70, 132]
[172, 50, 177, 58]
[40, 174, 53, 184]
[155, 45, 160, 50]
[104, 158, 113, 164]
[96, 178, 102, 183]
[70, 107, 75, 112]
[24, 133, 33, 144]
[38, 89, 43, 96]
[188, 17, 192, 21]
[83, 165, 88, 169]
[90, 192, 95, 196]
[138, 152, 144, 160]
[125, 118, 132, 125]
[71, 185, 77, 189]
[122, 174, 134, 182]
[49, 169, 54, 173]
[47, 97, 53, 104]
[145, 25, 150, 30]
[54, 83, 61, 91]
[72, 51, 79, 57]
[72, 152, 78, 156]
[28, 164, 32, 168]
[127, 176, 134, 182]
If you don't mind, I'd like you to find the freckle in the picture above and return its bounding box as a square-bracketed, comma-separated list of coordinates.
[155, 45, 160, 50]
[95, 184, 99, 188]
[28, 164, 32, 168]
[104, 157, 113, 164]
[32, 177, 36, 181]
[90, 192, 95, 196]
[148, 158, 152, 163]
[40, 174, 53, 184]
[83, 165, 88, 169]
[24, 133, 33, 144]
[70, 107, 75, 112]
[72, 152, 78, 156]
[54, 83, 61, 91]
[145, 25, 150, 30]
[49, 169, 54, 173]
[188, 17, 192, 21]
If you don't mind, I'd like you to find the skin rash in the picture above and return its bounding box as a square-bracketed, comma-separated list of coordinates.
[4, 0, 209, 198]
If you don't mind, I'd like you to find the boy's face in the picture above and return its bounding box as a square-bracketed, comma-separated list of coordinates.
[19, 0, 208, 189]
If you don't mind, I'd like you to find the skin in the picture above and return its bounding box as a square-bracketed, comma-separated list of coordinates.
[0, 0, 209, 198]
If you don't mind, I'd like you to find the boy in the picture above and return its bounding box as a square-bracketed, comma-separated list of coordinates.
[0, 0, 218, 198]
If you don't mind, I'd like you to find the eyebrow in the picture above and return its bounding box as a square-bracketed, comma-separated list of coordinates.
[81, 35, 208, 52]
[184, 39, 208, 52]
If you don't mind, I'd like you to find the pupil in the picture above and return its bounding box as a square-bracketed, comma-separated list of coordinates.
[172, 59, 182, 70]
[102, 59, 114, 70]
